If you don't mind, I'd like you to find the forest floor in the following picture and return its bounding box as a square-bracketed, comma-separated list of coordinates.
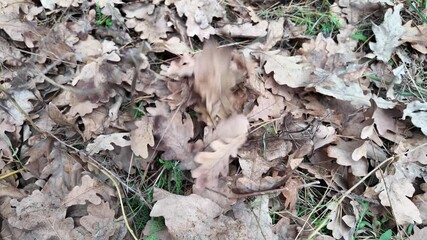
[1, 0, 427, 239]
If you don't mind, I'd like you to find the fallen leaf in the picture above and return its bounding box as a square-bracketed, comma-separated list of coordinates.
[80, 202, 123, 240]
[150, 188, 250, 239]
[375, 166, 422, 225]
[402, 21, 427, 54]
[327, 138, 368, 176]
[130, 117, 155, 158]
[369, 4, 405, 62]
[403, 101, 427, 136]
[175, 0, 225, 40]
[86, 133, 131, 155]
[248, 90, 285, 121]
[233, 196, 278, 239]
[63, 175, 114, 207]
[192, 114, 249, 188]
[217, 20, 268, 38]
[264, 54, 312, 88]
[7, 190, 74, 240]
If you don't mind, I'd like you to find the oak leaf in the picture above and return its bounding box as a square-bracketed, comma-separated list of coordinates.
[80, 202, 123, 240]
[63, 175, 115, 207]
[403, 101, 427, 137]
[192, 114, 249, 188]
[86, 133, 131, 155]
[150, 188, 250, 239]
[369, 4, 405, 62]
[375, 160, 423, 225]
[7, 190, 74, 240]
[175, 0, 225, 40]
[130, 117, 155, 158]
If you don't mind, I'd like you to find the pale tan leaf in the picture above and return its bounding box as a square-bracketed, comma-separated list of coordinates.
[248, 91, 285, 121]
[86, 133, 131, 155]
[369, 4, 405, 62]
[402, 21, 427, 54]
[150, 188, 251, 239]
[175, 0, 225, 40]
[264, 54, 312, 88]
[80, 202, 123, 240]
[192, 114, 249, 188]
[327, 139, 368, 176]
[63, 175, 114, 207]
[7, 190, 74, 240]
[375, 162, 423, 225]
[130, 117, 155, 158]
[326, 202, 353, 240]
[410, 226, 427, 240]
[403, 101, 427, 136]
[217, 21, 268, 38]
[233, 196, 278, 239]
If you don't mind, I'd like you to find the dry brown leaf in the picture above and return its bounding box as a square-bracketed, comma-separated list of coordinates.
[373, 108, 406, 142]
[63, 175, 115, 207]
[7, 190, 74, 240]
[152, 112, 199, 164]
[150, 188, 251, 239]
[413, 183, 427, 224]
[232, 196, 278, 239]
[86, 133, 131, 155]
[369, 4, 405, 62]
[282, 178, 303, 211]
[194, 40, 236, 118]
[326, 202, 353, 240]
[217, 20, 268, 38]
[192, 114, 249, 188]
[130, 117, 155, 158]
[374, 165, 422, 225]
[0, 36, 23, 66]
[122, 2, 155, 18]
[248, 90, 285, 121]
[80, 202, 123, 240]
[264, 54, 312, 88]
[163, 53, 195, 80]
[394, 134, 427, 164]
[264, 17, 285, 50]
[125, 6, 172, 43]
[175, 0, 225, 40]
[402, 21, 427, 54]
[403, 101, 427, 136]
[327, 138, 368, 176]
[338, 0, 393, 24]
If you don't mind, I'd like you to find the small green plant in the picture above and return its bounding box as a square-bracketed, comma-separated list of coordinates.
[406, 0, 427, 23]
[95, 2, 112, 27]
[352, 199, 394, 240]
[257, 2, 342, 36]
[126, 159, 184, 237]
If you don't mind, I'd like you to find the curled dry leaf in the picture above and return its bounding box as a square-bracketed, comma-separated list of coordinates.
[130, 117, 155, 158]
[327, 138, 368, 176]
[192, 114, 249, 188]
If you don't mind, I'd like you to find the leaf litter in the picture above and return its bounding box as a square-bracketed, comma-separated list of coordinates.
[1, 0, 427, 239]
